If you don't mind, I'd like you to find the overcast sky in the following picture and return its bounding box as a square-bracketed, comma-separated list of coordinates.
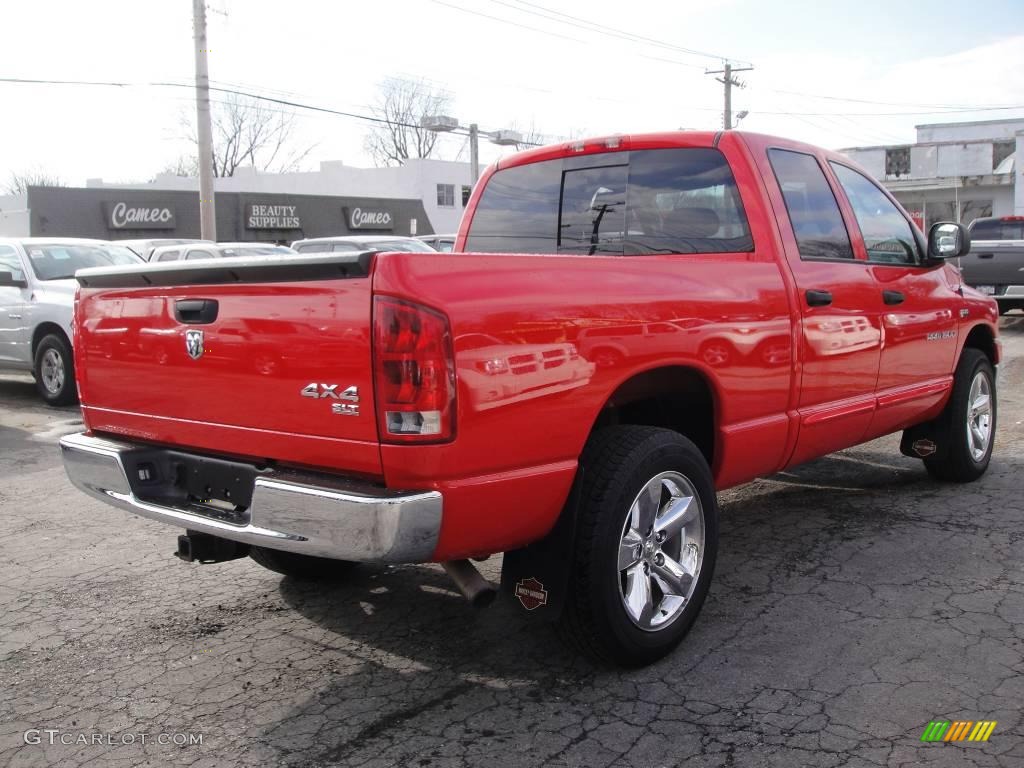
[3, 0, 1023, 187]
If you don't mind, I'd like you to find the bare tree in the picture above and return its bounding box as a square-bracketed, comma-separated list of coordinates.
[511, 121, 549, 151]
[364, 78, 454, 167]
[157, 155, 199, 179]
[171, 93, 316, 178]
[4, 169, 65, 195]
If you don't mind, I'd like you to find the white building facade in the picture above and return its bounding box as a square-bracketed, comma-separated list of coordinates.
[840, 118, 1022, 231]
[85, 157, 479, 235]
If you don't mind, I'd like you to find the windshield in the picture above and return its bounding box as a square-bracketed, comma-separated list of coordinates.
[368, 239, 438, 253]
[26, 243, 141, 280]
[969, 219, 1024, 240]
[218, 246, 295, 257]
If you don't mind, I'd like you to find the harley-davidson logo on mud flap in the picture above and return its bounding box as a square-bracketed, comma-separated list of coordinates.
[912, 439, 938, 457]
[514, 577, 548, 610]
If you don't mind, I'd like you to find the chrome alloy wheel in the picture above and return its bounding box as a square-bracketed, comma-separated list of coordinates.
[966, 370, 993, 462]
[40, 348, 65, 395]
[618, 471, 705, 631]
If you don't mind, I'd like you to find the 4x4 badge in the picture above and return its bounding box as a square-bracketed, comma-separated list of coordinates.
[185, 330, 204, 360]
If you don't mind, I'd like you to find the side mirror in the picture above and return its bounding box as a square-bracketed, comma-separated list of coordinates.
[927, 222, 970, 260]
[0, 271, 27, 289]
[589, 186, 618, 211]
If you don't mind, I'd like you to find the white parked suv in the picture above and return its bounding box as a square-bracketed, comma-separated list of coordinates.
[0, 238, 141, 405]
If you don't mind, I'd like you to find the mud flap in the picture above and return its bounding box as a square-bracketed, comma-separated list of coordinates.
[901, 418, 951, 460]
[500, 469, 583, 621]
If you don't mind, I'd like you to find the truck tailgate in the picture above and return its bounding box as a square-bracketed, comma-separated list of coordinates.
[73, 253, 382, 475]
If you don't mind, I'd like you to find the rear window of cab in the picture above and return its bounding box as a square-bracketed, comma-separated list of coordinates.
[465, 148, 753, 255]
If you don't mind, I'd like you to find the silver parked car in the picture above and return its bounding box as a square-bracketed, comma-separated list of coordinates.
[291, 235, 438, 254]
[149, 243, 297, 262]
[0, 238, 142, 405]
[417, 234, 457, 252]
[116, 238, 212, 261]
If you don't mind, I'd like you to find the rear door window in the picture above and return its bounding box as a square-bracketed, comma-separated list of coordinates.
[156, 249, 181, 262]
[768, 149, 854, 261]
[465, 147, 752, 255]
[627, 148, 753, 254]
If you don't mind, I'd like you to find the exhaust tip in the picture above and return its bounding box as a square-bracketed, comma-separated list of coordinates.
[469, 584, 498, 609]
[175, 531, 250, 564]
[442, 559, 497, 608]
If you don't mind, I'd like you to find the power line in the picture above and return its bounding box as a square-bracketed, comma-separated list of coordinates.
[510, 0, 751, 64]
[6, 75, 1024, 118]
[761, 86, 1020, 111]
[427, 0, 709, 70]
[491, 0, 745, 66]
[0, 76, 546, 145]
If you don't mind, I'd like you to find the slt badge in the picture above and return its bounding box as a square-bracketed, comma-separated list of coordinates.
[185, 330, 204, 360]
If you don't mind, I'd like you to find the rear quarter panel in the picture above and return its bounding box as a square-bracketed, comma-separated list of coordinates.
[374, 247, 795, 558]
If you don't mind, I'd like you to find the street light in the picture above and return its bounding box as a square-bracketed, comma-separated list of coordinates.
[733, 110, 750, 128]
[420, 116, 523, 184]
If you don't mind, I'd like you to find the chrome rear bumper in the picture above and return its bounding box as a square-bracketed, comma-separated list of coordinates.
[59, 432, 442, 563]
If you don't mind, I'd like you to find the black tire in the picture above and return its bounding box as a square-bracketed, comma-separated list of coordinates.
[924, 349, 996, 483]
[249, 547, 357, 581]
[33, 333, 77, 406]
[558, 426, 719, 667]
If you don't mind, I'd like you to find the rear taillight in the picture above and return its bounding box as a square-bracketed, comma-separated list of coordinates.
[373, 297, 456, 442]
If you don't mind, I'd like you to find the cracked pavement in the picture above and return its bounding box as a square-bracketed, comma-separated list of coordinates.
[1, 316, 1022, 767]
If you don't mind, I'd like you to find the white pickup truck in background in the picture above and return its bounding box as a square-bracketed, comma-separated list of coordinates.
[959, 216, 1024, 315]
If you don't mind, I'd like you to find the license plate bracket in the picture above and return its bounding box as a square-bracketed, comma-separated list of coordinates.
[121, 448, 259, 509]
[171, 454, 257, 508]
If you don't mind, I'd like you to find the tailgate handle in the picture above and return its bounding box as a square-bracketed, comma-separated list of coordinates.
[977, 252, 994, 259]
[175, 299, 219, 324]
[882, 290, 905, 305]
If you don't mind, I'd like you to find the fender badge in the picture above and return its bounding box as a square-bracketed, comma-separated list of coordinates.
[514, 577, 548, 611]
[912, 439, 937, 457]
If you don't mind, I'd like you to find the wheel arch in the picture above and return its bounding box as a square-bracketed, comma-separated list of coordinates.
[32, 321, 71, 357]
[502, 367, 720, 627]
[961, 322, 998, 366]
[586, 364, 720, 470]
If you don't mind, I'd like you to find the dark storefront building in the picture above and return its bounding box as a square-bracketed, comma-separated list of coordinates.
[23, 187, 434, 243]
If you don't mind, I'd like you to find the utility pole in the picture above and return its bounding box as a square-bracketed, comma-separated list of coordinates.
[192, 0, 217, 240]
[705, 61, 753, 129]
[468, 123, 480, 184]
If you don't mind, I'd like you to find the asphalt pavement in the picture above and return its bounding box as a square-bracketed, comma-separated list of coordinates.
[1, 317, 1022, 767]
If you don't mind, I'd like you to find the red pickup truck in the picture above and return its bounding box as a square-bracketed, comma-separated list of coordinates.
[60, 131, 1000, 666]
